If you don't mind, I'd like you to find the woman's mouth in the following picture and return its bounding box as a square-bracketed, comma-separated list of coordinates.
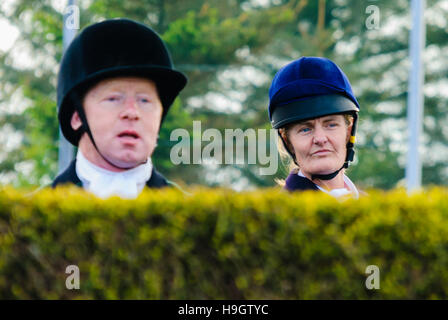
[312, 149, 331, 156]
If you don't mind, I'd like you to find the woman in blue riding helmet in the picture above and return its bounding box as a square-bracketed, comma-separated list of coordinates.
[268, 57, 361, 198]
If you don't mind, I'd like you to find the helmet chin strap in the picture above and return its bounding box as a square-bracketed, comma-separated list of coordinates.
[76, 105, 148, 170]
[311, 164, 345, 181]
[278, 132, 300, 167]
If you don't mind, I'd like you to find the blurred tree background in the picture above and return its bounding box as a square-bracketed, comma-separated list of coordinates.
[0, 0, 447, 190]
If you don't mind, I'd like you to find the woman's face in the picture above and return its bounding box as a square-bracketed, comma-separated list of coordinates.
[285, 114, 352, 177]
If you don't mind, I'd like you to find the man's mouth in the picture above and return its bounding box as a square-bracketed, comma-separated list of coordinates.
[117, 130, 140, 139]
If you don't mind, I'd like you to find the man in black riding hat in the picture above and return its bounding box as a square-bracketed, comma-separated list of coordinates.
[52, 18, 187, 198]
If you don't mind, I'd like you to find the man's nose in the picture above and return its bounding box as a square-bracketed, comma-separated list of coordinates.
[120, 97, 140, 120]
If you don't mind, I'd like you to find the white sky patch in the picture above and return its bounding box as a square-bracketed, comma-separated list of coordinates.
[362, 115, 448, 169]
[0, 171, 17, 185]
[0, 0, 16, 17]
[254, 0, 270, 7]
[218, 66, 269, 87]
[439, 0, 448, 11]
[189, 92, 242, 113]
[0, 87, 31, 114]
[376, 101, 404, 115]
[186, 96, 202, 109]
[204, 164, 253, 191]
[358, 117, 407, 151]
[425, 4, 448, 28]
[442, 116, 448, 138]
[51, 0, 67, 13]
[387, 121, 409, 154]
[0, 1, 61, 71]
[235, 46, 250, 60]
[0, 123, 23, 152]
[331, 6, 351, 21]
[332, 28, 344, 41]
[424, 115, 436, 131]
[425, 79, 448, 99]
[242, 0, 280, 11]
[188, 65, 269, 113]
[360, 52, 398, 73]
[0, 18, 20, 52]
[7, 41, 36, 70]
[187, 92, 242, 113]
[334, 36, 360, 57]
[39, 173, 52, 186]
[378, 14, 409, 37]
[423, 142, 448, 165]
[424, 45, 447, 74]
[261, 54, 293, 71]
[52, 0, 93, 13]
[14, 160, 34, 177]
[357, 55, 409, 97]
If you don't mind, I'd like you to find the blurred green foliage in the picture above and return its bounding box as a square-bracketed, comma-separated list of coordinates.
[0, 0, 447, 189]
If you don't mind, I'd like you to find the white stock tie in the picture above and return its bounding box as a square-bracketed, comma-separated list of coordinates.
[75, 151, 153, 199]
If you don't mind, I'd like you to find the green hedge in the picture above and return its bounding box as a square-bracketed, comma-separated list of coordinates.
[1, 186, 448, 299]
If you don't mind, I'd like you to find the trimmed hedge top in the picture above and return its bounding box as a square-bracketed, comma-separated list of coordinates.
[1, 186, 448, 299]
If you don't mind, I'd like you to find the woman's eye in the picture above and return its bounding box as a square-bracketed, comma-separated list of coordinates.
[299, 127, 311, 134]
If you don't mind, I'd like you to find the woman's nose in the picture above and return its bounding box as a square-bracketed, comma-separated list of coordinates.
[312, 125, 328, 144]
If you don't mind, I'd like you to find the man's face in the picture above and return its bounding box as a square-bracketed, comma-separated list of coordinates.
[71, 77, 163, 171]
[285, 115, 352, 177]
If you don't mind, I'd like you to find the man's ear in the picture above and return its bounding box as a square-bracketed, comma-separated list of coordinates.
[71, 111, 82, 130]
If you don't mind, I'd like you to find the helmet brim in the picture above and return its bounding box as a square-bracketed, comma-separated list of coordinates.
[270, 94, 359, 129]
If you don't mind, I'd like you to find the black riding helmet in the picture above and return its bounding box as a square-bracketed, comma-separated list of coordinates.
[57, 18, 187, 169]
[268, 57, 360, 181]
[57, 18, 187, 144]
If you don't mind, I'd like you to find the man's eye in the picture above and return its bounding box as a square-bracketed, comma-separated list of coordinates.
[299, 127, 311, 134]
[139, 98, 150, 103]
[107, 96, 120, 102]
[328, 122, 338, 128]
